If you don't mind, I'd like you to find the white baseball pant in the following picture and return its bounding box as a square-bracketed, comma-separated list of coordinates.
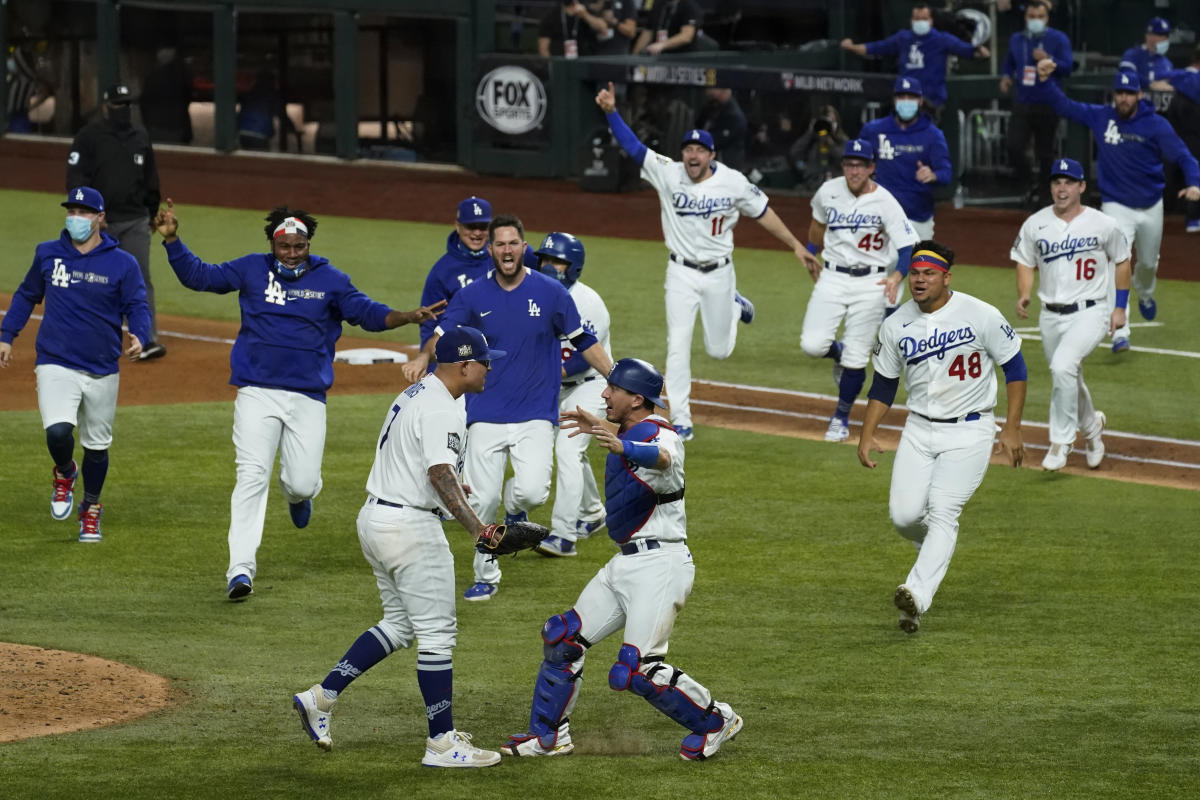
[35, 364, 119, 449]
[227, 386, 326, 583]
[799, 268, 888, 369]
[551, 378, 606, 543]
[889, 413, 995, 615]
[1039, 304, 1107, 445]
[464, 419, 554, 585]
[664, 259, 740, 429]
[1102, 199, 1161, 342]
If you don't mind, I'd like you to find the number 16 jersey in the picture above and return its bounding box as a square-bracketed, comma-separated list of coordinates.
[812, 177, 918, 268]
[1009, 206, 1129, 307]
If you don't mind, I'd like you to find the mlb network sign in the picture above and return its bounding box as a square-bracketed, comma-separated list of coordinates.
[476, 65, 547, 135]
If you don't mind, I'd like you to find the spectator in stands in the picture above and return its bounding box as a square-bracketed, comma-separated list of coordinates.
[5, 47, 51, 133]
[841, 2, 990, 112]
[238, 68, 292, 152]
[139, 47, 194, 145]
[695, 87, 747, 171]
[538, 2, 612, 58]
[594, 1, 639, 56]
[789, 105, 848, 192]
[1120, 17, 1174, 86]
[633, 0, 714, 55]
[1000, 0, 1072, 207]
[1154, 45, 1200, 233]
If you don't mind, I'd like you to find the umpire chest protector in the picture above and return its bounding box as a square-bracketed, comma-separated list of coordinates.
[604, 418, 680, 543]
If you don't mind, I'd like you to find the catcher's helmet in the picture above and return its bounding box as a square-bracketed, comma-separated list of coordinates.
[536, 232, 585, 288]
[607, 358, 667, 408]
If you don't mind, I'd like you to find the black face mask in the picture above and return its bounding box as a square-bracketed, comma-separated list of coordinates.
[107, 105, 132, 128]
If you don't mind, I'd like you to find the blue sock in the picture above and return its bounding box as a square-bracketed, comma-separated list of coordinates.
[835, 368, 866, 420]
[825, 341, 843, 363]
[80, 449, 109, 509]
[321, 625, 396, 694]
[417, 652, 454, 738]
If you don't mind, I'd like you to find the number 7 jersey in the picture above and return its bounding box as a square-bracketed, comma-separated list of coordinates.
[812, 177, 918, 267]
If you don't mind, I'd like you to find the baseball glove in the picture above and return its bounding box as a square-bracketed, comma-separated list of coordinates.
[475, 521, 549, 556]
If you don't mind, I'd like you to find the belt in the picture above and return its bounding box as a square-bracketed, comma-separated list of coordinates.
[1044, 299, 1099, 314]
[912, 411, 984, 424]
[670, 253, 730, 272]
[826, 262, 885, 277]
[562, 375, 598, 389]
[369, 496, 441, 516]
[619, 539, 661, 555]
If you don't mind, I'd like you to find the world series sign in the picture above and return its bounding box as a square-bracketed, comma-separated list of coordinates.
[476, 65, 547, 136]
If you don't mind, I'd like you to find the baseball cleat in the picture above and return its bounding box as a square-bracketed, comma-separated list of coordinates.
[501, 729, 575, 757]
[78, 503, 103, 543]
[680, 703, 742, 761]
[674, 425, 694, 442]
[289, 499, 312, 529]
[137, 342, 167, 361]
[1041, 443, 1070, 471]
[292, 684, 336, 751]
[1085, 411, 1106, 469]
[463, 582, 498, 601]
[1137, 297, 1156, 321]
[1111, 337, 1130, 354]
[734, 292, 755, 324]
[893, 585, 921, 634]
[503, 509, 528, 525]
[823, 416, 849, 442]
[535, 535, 578, 558]
[575, 514, 606, 538]
[422, 729, 501, 768]
[227, 574, 253, 601]
[51, 462, 77, 520]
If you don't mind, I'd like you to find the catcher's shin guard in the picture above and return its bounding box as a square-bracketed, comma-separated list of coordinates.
[528, 610, 588, 747]
[608, 644, 724, 736]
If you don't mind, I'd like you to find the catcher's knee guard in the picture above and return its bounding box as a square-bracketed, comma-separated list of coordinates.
[608, 643, 724, 736]
[528, 610, 589, 748]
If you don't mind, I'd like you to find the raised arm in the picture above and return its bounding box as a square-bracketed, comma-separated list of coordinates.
[595, 82, 648, 165]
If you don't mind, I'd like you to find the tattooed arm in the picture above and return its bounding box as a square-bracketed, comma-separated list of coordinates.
[428, 464, 485, 536]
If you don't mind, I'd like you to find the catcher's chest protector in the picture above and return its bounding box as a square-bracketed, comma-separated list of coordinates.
[604, 419, 672, 543]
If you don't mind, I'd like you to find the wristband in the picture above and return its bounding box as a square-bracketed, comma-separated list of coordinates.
[623, 440, 660, 468]
[805, 242, 820, 255]
[1115, 289, 1129, 309]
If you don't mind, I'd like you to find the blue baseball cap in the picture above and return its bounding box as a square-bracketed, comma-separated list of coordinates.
[893, 76, 923, 96]
[681, 128, 715, 151]
[1113, 70, 1141, 92]
[456, 196, 492, 225]
[842, 138, 875, 162]
[435, 326, 506, 364]
[1050, 157, 1084, 181]
[1146, 17, 1170, 36]
[62, 186, 105, 213]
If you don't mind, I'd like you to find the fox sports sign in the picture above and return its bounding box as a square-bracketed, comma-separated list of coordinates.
[476, 66, 547, 135]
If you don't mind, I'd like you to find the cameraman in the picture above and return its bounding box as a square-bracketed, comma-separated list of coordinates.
[789, 106, 848, 192]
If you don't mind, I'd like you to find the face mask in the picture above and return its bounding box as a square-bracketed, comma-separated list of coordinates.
[911, 20, 931, 36]
[273, 258, 308, 281]
[107, 105, 132, 128]
[65, 216, 94, 242]
[6, 58, 15, 74]
[1155, 40, 1170, 55]
[1026, 19, 1046, 35]
[896, 100, 920, 121]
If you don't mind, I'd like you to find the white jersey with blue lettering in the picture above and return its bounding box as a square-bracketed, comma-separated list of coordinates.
[1010, 205, 1130, 306]
[559, 279, 612, 383]
[873, 291, 1022, 420]
[639, 151, 769, 264]
[812, 177, 919, 268]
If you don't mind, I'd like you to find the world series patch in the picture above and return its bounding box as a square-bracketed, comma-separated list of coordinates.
[447, 432, 462, 454]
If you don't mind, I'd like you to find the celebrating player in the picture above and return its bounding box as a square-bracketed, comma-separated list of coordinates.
[402, 214, 614, 601]
[800, 138, 920, 442]
[500, 358, 743, 761]
[1036, 60, 1200, 352]
[535, 232, 612, 558]
[1, 187, 150, 542]
[153, 200, 444, 600]
[858, 241, 1027, 634]
[595, 81, 816, 442]
[292, 326, 505, 767]
[1012, 158, 1131, 471]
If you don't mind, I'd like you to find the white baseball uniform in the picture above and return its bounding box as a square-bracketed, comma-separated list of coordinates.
[639, 150, 769, 429]
[802, 178, 919, 369]
[34, 364, 120, 450]
[873, 290, 1023, 615]
[551, 279, 612, 543]
[1011, 205, 1129, 445]
[1100, 199, 1159, 343]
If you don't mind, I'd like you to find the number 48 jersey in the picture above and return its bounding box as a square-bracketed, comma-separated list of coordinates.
[873, 291, 1022, 420]
[1009, 206, 1129, 307]
[812, 177, 919, 268]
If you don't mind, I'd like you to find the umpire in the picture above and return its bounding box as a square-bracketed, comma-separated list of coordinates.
[67, 83, 166, 360]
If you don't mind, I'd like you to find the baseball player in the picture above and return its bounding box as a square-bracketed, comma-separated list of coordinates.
[292, 326, 504, 767]
[402, 214, 614, 601]
[1035, 61, 1200, 351]
[800, 138, 920, 442]
[535, 232, 612, 558]
[1012, 158, 1131, 471]
[1119, 17, 1174, 86]
[500, 358, 743, 761]
[858, 241, 1027, 634]
[595, 81, 817, 442]
[153, 200, 443, 601]
[0, 187, 150, 542]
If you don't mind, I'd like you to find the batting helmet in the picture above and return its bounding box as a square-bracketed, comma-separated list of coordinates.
[607, 358, 667, 409]
[536, 232, 586, 288]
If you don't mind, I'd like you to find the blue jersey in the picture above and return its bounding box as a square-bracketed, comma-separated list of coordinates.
[859, 113, 952, 223]
[418, 231, 539, 347]
[1120, 46, 1174, 85]
[865, 28, 977, 107]
[2, 231, 150, 375]
[1044, 81, 1200, 207]
[436, 268, 585, 425]
[163, 239, 394, 401]
[1164, 68, 1200, 105]
[1002, 27, 1073, 103]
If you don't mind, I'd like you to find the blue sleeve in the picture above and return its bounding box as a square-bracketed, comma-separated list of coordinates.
[1050, 32, 1073, 77]
[0, 259, 45, 342]
[120, 256, 152, 346]
[163, 238, 245, 294]
[941, 30, 976, 58]
[1157, 121, 1200, 186]
[929, 129, 953, 185]
[435, 286, 471, 338]
[569, 331, 598, 352]
[1042, 80, 1095, 128]
[1001, 351, 1027, 383]
[895, 245, 914, 277]
[622, 440, 660, 469]
[562, 350, 589, 377]
[1118, 47, 1139, 72]
[553, 281, 585, 339]
[606, 110, 647, 165]
[336, 279, 393, 332]
[867, 373, 899, 406]
[864, 32, 901, 58]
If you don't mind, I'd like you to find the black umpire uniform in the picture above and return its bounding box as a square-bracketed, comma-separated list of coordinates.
[66, 83, 165, 359]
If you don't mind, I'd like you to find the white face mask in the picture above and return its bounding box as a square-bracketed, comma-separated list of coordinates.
[1155, 40, 1170, 55]
[911, 20, 932, 36]
[1027, 18, 1046, 35]
[65, 215, 95, 242]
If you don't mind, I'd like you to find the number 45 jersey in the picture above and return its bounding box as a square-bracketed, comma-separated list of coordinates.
[1009, 205, 1129, 307]
[872, 291, 1022, 421]
[812, 177, 918, 268]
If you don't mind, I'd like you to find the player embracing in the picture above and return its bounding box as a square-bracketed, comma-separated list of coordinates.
[595, 81, 817, 441]
[858, 240, 1027, 634]
[801, 139, 920, 442]
[1012, 158, 1131, 471]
